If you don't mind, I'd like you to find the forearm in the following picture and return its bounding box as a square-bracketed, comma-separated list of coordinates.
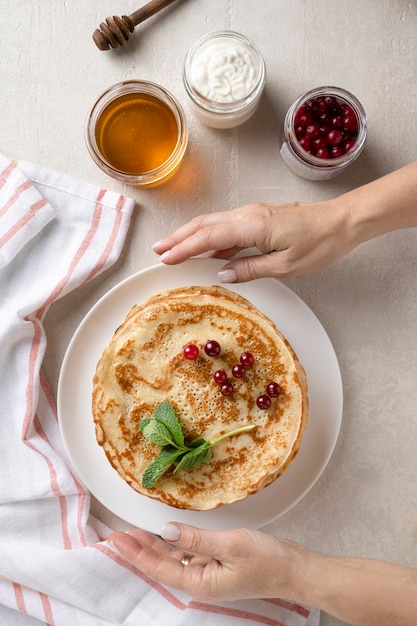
[291, 548, 417, 626]
[338, 161, 417, 247]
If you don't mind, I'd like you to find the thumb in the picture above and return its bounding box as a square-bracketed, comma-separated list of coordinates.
[161, 522, 226, 558]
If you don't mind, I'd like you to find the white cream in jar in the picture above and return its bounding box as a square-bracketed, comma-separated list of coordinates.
[183, 31, 266, 129]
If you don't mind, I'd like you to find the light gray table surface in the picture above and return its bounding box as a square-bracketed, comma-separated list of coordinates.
[2, 2, 417, 624]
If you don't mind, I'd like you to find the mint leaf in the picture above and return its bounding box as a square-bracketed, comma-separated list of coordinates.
[142, 446, 183, 488]
[187, 437, 207, 448]
[142, 420, 175, 447]
[139, 417, 152, 432]
[154, 402, 184, 447]
[140, 402, 257, 488]
[174, 442, 212, 473]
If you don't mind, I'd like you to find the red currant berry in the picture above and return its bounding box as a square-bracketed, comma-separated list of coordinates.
[327, 129, 343, 146]
[231, 363, 246, 378]
[318, 112, 330, 125]
[341, 103, 355, 117]
[213, 369, 227, 384]
[319, 124, 330, 137]
[342, 114, 358, 131]
[266, 382, 281, 397]
[331, 115, 343, 129]
[316, 147, 329, 159]
[295, 124, 305, 139]
[183, 344, 199, 360]
[305, 98, 319, 113]
[317, 99, 328, 114]
[329, 146, 344, 158]
[299, 136, 311, 151]
[204, 340, 221, 357]
[305, 123, 320, 139]
[296, 111, 312, 127]
[343, 139, 356, 153]
[221, 382, 234, 396]
[324, 95, 337, 108]
[313, 136, 328, 150]
[256, 394, 271, 410]
[240, 352, 254, 367]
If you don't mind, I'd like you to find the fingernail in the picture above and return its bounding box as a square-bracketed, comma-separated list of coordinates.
[161, 523, 181, 541]
[160, 250, 171, 262]
[152, 239, 163, 251]
[218, 268, 237, 283]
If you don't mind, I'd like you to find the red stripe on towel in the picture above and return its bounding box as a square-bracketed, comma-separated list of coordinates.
[0, 160, 17, 189]
[12, 583, 26, 614]
[84, 194, 129, 284]
[39, 370, 89, 547]
[39, 592, 55, 626]
[265, 597, 310, 618]
[0, 198, 48, 248]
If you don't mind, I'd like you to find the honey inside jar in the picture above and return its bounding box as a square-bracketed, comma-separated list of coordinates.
[95, 92, 179, 175]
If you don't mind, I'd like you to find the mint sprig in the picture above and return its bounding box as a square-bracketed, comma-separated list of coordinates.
[140, 402, 256, 488]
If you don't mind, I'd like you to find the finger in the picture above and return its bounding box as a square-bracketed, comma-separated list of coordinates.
[160, 217, 267, 265]
[152, 204, 265, 259]
[218, 250, 304, 283]
[109, 529, 215, 595]
[161, 523, 236, 564]
[109, 529, 211, 567]
[209, 246, 243, 259]
[109, 529, 173, 559]
[153, 212, 233, 255]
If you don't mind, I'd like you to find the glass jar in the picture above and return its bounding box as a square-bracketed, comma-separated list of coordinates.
[183, 30, 266, 129]
[280, 86, 367, 180]
[85, 80, 188, 186]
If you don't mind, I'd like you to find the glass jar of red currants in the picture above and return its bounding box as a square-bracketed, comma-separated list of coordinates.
[280, 86, 367, 180]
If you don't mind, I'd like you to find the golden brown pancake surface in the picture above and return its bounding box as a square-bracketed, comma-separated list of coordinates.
[92, 285, 308, 510]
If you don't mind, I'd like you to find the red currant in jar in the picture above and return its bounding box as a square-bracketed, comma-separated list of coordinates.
[213, 369, 227, 384]
[204, 340, 221, 357]
[305, 123, 320, 139]
[299, 136, 311, 151]
[183, 344, 199, 360]
[324, 95, 337, 108]
[343, 139, 356, 153]
[221, 382, 234, 396]
[240, 352, 254, 367]
[290, 90, 364, 164]
[256, 394, 271, 410]
[327, 129, 343, 146]
[343, 114, 357, 131]
[266, 382, 281, 397]
[316, 147, 329, 159]
[330, 146, 344, 158]
[231, 363, 246, 378]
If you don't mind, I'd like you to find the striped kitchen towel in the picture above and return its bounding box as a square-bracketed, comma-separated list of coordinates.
[0, 153, 319, 626]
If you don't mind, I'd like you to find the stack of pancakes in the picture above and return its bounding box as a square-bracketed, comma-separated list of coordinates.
[92, 285, 308, 510]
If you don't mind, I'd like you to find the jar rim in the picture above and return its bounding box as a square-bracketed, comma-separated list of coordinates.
[85, 80, 188, 185]
[285, 86, 367, 169]
[183, 30, 266, 115]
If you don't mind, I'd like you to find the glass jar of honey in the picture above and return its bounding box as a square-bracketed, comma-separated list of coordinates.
[85, 80, 188, 186]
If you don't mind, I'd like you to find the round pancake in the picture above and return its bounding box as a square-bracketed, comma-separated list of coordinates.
[92, 285, 308, 510]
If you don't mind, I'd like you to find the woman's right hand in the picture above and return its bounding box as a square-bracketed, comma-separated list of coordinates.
[153, 200, 354, 282]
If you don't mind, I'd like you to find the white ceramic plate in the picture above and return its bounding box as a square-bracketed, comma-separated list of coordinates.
[57, 258, 343, 531]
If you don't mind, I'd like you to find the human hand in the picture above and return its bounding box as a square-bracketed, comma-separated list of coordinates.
[152, 200, 354, 282]
[109, 523, 305, 603]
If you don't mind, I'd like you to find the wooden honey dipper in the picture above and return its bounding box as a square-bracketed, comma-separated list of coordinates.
[93, 0, 178, 51]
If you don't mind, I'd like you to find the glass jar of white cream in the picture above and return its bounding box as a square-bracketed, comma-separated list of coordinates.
[183, 30, 266, 129]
